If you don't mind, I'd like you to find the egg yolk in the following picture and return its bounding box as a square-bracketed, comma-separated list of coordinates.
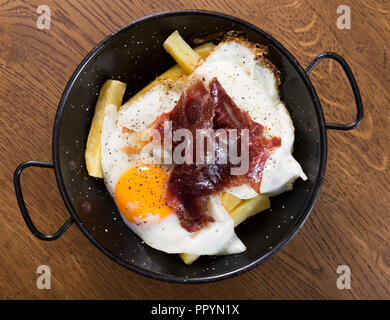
[114, 165, 172, 224]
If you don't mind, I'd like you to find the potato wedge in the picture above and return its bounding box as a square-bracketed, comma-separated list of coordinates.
[163, 30, 203, 74]
[122, 42, 215, 107]
[85, 80, 126, 178]
[221, 192, 241, 212]
[180, 194, 271, 265]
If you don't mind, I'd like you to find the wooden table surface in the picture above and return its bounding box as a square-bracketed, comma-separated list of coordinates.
[0, 0, 389, 300]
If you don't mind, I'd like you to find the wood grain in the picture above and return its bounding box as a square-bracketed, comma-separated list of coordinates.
[0, 0, 389, 299]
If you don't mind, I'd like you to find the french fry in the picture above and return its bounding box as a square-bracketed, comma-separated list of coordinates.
[163, 30, 203, 74]
[221, 192, 241, 212]
[180, 253, 200, 265]
[122, 42, 215, 107]
[180, 194, 271, 265]
[192, 42, 216, 59]
[230, 194, 270, 227]
[85, 80, 126, 178]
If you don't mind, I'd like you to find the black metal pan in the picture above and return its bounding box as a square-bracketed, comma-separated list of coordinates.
[14, 10, 363, 283]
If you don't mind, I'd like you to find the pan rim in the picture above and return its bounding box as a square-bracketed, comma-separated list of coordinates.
[52, 9, 327, 283]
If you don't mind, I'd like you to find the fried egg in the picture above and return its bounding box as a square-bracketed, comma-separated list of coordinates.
[101, 101, 245, 255]
[100, 38, 306, 255]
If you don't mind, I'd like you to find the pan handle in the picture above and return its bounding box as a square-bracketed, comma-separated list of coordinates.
[14, 160, 73, 241]
[305, 52, 363, 130]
